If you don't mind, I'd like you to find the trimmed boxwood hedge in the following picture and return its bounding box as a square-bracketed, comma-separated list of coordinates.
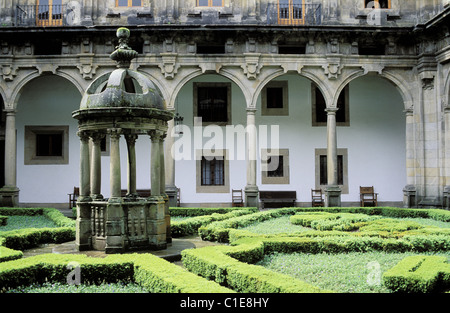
[0, 207, 76, 261]
[171, 209, 257, 237]
[181, 242, 330, 293]
[170, 207, 258, 217]
[0, 253, 233, 293]
[383, 255, 450, 293]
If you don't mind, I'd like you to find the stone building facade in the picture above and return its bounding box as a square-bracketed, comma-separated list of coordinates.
[0, 0, 449, 208]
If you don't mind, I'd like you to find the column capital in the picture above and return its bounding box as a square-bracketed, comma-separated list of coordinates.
[325, 107, 339, 114]
[91, 131, 106, 143]
[403, 107, 414, 116]
[246, 108, 257, 114]
[148, 129, 165, 142]
[108, 128, 122, 139]
[4, 109, 17, 115]
[125, 133, 138, 145]
[77, 130, 90, 142]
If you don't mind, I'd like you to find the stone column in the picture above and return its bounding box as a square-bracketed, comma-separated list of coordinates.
[0, 109, 19, 207]
[109, 128, 122, 199]
[78, 131, 91, 199]
[165, 118, 178, 206]
[148, 130, 167, 249]
[444, 106, 450, 209]
[106, 128, 123, 253]
[76, 131, 92, 251]
[149, 130, 161, 196]
[325, 107, 341, 207]
[125, 134, 138, 197]
[90, 132, 104, 199]
[245, 108, 259, 207]
[403, 108, 417, 207]
[159, 132, 171, 243]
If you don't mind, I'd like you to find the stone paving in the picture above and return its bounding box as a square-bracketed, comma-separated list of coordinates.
[22, 235, 222, 262]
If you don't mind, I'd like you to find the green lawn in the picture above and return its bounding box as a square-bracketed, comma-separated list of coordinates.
[0, 215, 58, 232]
[257, 251, 450, 293]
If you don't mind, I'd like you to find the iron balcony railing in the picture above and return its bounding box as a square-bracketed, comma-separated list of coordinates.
[267, 2, 322, 26]
[16, 4, 68, 27]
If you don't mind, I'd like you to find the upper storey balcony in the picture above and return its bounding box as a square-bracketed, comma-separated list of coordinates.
[6, 0, 448, 28]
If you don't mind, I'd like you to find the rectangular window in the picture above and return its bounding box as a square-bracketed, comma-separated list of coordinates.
[364, 0, 390, 9]
[36, 133, 63, 157]
[196, 149, 229, 193]
[312, 84, 349, 126]
[262, 81, 289, 116]
[319, 155, 343, 186]
[197, 0, 223, 7]
[117, 0, 142, 7]
[194, 83, 231, 125]
[266, 88, 284, 109]
[201, 157, 224, 186]
[267, 156, 284, 177]
[261, 149, 290, 184]
[25, 126, 69, 165]
[315, 148, 348, 194]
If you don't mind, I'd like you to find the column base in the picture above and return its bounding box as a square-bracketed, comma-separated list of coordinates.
[245, 185, 259, 208]
[403, 185, 417, 208]
[0, 187, 20, 207]
[325, 185, 341, 207]
[443, 186, 450, 210]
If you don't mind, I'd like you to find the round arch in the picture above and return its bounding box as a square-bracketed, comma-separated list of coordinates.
[167, 68, 253, 110]
[333, 69, 415, 110]
[10, 71, 84, 110]
[250, 69, 334, 109]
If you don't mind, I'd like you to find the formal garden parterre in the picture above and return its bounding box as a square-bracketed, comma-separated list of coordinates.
[0, 206, 449, 293]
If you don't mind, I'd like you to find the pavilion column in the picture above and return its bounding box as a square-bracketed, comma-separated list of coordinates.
[245, 108, 259, 207]
[125, 134, 138, 197]
[109, 128, 122, 199]
[149, 130, 161, 197]
[76, 131, 92, 251]
[159, 132, 171, 243]
[0, 109, 19, 207]
[78, 131, 91, 199]
[403, 108, 417, 207]
[90, 132, 104, 199]
[165, 119, 178, 206]
[325, 107, 341, 207]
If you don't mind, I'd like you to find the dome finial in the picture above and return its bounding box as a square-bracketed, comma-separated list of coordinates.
[110, 27, 138, 68]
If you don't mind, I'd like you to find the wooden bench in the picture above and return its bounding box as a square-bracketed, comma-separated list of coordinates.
[360, 186, 378, 207]
[259, 191, 297, 209]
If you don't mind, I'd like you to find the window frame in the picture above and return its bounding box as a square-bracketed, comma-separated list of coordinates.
[261, 81, 289, 116]
[24, 125, 69, 165]
[196, 149, 230, 193]
[197, 0, 224, 7]
[261, 149, 290, 185]
[311, 83, 350, 127]
[193, 82, 231, 126]
[116, 0, 142, 7]
[315, 148, 348, 194]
